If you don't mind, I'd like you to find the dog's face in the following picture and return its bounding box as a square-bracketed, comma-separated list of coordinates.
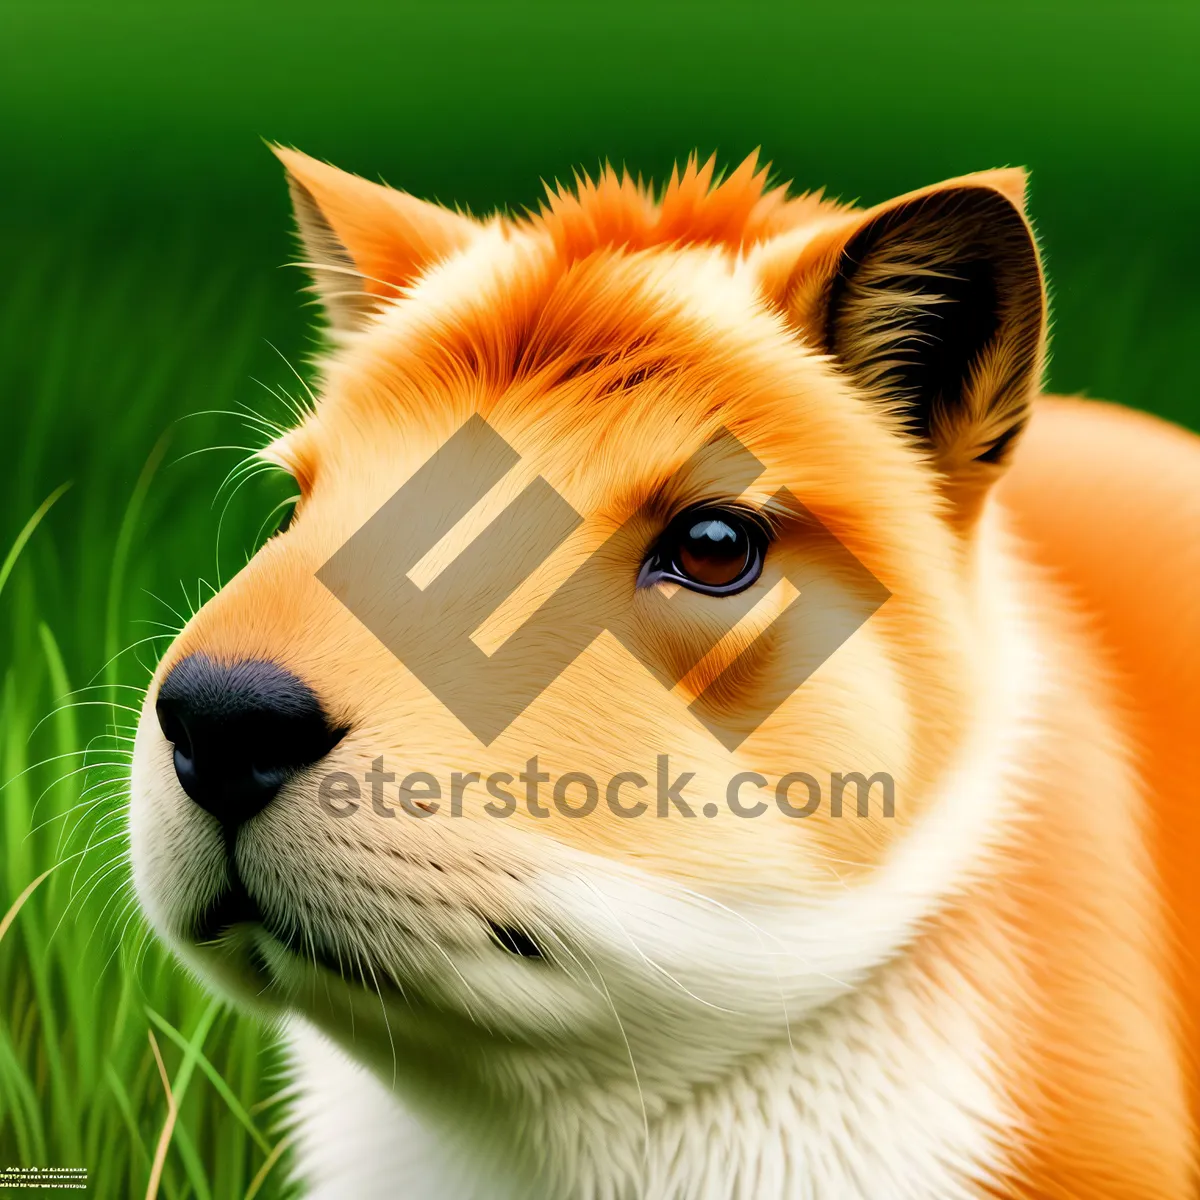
[131, 151, 1044, 1108]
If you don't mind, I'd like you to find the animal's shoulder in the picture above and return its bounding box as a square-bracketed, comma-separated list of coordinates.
[999, 394, 1200, 1125]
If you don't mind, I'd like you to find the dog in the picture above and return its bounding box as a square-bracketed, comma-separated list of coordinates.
[130, 147, 1200, 1198]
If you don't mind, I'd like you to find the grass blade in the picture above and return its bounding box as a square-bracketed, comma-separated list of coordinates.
[0, 482, 71, 602]
[0, 866, 56, 946]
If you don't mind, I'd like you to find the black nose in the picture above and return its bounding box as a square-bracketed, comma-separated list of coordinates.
[156, 654, 348, 829]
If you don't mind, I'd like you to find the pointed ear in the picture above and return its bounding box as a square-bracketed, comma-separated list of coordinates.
[763, 170, 1046, 521]
[271, 146, 478, 332]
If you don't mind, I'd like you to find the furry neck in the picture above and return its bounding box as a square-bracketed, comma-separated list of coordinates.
[286, 506, 1043, 1199]
[286, 926, 1015, 1199]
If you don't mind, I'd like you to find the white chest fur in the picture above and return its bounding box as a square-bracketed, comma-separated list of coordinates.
[285, 947, 1012, 1200]
[283, 517, 1041, 1200]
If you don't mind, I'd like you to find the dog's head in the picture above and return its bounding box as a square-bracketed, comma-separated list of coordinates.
[131, 150, 1044, 1114]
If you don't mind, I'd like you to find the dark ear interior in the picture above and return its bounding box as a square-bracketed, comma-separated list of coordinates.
[823, 186, 1045, 482]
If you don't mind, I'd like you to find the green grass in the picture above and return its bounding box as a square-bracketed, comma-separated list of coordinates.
[1, 1, 1199, 1194]
[0, 225, 302, 1198]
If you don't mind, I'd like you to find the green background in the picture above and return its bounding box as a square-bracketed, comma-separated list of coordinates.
[2, 2, 1198, 1196]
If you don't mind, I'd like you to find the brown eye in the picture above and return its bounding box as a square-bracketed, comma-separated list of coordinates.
[678, 517, 749, 585]
[639, 507, 767, 596]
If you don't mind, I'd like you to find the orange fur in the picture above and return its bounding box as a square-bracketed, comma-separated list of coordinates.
[133, 150, 1200, 1197]
[1000, 398, 1200, 1152]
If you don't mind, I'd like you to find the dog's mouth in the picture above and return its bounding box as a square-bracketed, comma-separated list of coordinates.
[192, 879, 261, 943]
[190, 879, 546, 990]
[191, 882, 387, 989]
